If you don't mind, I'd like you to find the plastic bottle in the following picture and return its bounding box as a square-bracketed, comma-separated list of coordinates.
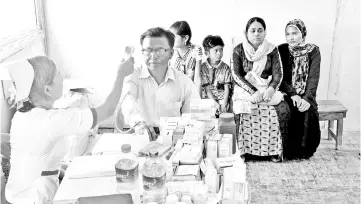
[218, 113, 237, 154]
[115, 144, 140, 203]
[142, 149, 168, 204]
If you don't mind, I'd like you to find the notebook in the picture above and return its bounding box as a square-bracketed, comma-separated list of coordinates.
[77, 194, 133, 204]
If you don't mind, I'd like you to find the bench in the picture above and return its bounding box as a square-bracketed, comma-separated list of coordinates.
[318, 100, 348, 150]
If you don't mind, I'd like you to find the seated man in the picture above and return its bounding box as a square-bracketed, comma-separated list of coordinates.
[119, 27, 200, 139]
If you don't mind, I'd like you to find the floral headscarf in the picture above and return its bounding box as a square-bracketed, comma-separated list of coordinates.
[286, 19, 316, 95]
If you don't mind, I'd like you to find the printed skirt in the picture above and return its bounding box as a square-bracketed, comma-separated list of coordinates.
[237, 104, 283, 156]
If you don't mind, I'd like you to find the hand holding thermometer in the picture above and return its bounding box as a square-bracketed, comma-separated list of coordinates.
[121, 46, 135, 62]
[115, 46, 135, 133]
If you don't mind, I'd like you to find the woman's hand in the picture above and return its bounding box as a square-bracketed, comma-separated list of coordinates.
[291, 95, 302, 107]
[118, 57, 134, 77]
[262, 87, 275, 102]
[220, 103, 228, 113]
[212, 99, 220, 111]
[298, 99, 311, 112]
[194, 46, 203, 61]
[251, 91, 262, 103]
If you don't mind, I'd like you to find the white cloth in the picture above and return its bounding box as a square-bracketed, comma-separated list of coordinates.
[242, 39, 275, 88]
[3, 59, 35, 103]
[120, 65, 200, 127]
[233, 41, 282, 114]
[5, 108, 94, 204]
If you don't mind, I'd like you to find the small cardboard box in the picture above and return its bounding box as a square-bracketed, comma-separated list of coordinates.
[184, 120, 205, 145]
[223, 167, 247, 201]
[185, 120, 205, 134]
[214, 157, 237, 173]
[174, 165, 201, 181]
[179, 144, 203, 165]
[206, 134, 223, 159]
[172, 127, 185, 145]
[218, 134, 233, 158]
[190, 99, 216, 121]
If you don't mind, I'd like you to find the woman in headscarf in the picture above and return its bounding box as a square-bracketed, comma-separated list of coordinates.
[4, 56, 134, 204]
[232, 17, 290, 162]
[278, 19, 321, 160]
[169, 21, 203, 91]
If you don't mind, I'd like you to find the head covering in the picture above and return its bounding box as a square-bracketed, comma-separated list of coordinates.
[286, 19, 316, 95]
[286, 19, 307, 40]
[2, 59, 34, 108]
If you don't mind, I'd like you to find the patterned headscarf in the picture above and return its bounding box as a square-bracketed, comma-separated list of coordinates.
[286, 19, 315, 95]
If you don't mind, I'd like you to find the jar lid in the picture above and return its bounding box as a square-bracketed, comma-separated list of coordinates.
[149, 149, 159, 157]
[121, 144, 131, 153]
[219, 113, 234, 122]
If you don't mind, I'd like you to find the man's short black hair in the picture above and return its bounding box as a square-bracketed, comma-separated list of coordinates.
[140, 27, 175, 48]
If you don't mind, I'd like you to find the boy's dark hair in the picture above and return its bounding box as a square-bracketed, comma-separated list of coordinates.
[202, 35, 225, 52]
[170, 21, 192, 45]
[140, 27, 175, 48]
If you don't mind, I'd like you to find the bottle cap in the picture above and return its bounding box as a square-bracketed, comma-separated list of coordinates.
[149, 149, 159, 157]
[219, 113, 234, 122]
[121, 144, 131, 153]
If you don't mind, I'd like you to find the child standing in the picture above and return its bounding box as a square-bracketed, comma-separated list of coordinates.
[201, 35, 232, 114]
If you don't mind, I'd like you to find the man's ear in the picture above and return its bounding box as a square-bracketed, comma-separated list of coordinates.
[44, 84, 52, 97]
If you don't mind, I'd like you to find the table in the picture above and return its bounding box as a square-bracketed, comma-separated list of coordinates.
[53, 154, 146, 204]
[54, 133, 149, 204]
[54, 133, 247, 203]
[318, 100, 348, 150]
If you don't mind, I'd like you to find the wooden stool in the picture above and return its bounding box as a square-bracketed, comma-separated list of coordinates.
[318, 100, 348, 150]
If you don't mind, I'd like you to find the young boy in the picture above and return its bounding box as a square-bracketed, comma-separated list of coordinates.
[201, 35, 232, 114]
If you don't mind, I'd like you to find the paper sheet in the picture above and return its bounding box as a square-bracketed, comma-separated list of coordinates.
[66, 155, 119, 179]
[91, 133, 149, 155]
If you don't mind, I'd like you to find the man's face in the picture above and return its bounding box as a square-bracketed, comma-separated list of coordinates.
[141, 37, 173, 70]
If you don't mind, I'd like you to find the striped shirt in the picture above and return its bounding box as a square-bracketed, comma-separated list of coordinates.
[169, 44, 198, 81]
[201, 59, 232, 101]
